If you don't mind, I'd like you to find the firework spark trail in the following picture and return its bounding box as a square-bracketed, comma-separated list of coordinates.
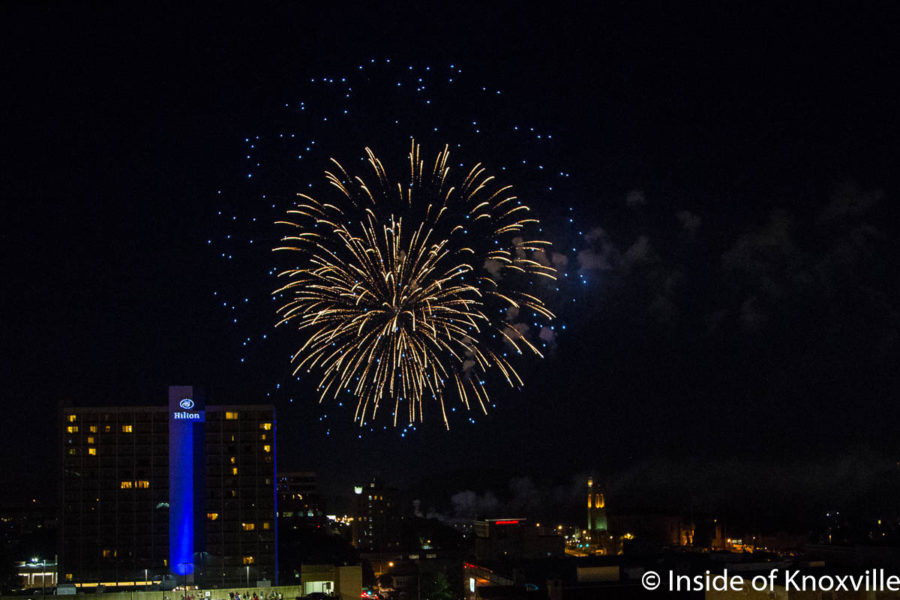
[274, 140, 556, 428]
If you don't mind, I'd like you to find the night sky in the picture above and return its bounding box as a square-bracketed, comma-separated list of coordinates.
[2, 3, 899, 528]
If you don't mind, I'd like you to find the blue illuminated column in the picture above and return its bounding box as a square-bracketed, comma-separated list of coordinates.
[169, 386, 206, 581]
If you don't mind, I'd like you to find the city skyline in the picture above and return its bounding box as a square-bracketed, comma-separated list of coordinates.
[2, 2, 899, 540]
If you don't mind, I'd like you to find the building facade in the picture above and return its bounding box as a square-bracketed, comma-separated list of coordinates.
[277, 471, 322, 518]
[59, 386, 277, 587]
[351, 479, 401, 553]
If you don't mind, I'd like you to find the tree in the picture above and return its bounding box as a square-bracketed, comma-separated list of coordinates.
[420, 572, 454, 600]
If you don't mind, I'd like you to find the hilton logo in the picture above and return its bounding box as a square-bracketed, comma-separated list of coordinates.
[179, 398, 195, 410]
[173, 412, 201, 420]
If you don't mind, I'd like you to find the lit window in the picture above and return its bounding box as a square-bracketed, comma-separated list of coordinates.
[260, 433, 267, 440]
[225, 411, 239, 420]
[136, 480, 150, 489]
[88, 448, 97, 456]
[121, 425, 133, 433]
[263, 445, 271, 453]
[102, 549, 113, 558]
[66, 425, 79, 433]
[242, 522, 255, 531]
[104, 425, 111, 433]
[242, 556, 255, 565]
[89, 425, 98, 433]
[68, 414, 77, 423]
[120, 481, 133, 489]
[207, 513, 219, 521]
[260, 422, 272, 430]
[87, 436, 95, 444]
[230, 456, 236, 464]
[67, 449, 78, 456]
[65, 574, 72, 582]
[232, 467, 238, 476]
[262, 522, 271, 530]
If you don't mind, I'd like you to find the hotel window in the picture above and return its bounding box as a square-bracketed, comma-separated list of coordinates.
[260, 433, 267, 440]
[242, 522, 255, 531]
[207, 513, 219, 521]
[263, 445, 271, 453]
[88, 448, 97, 456]
[225, 411, 239, 420]
[120, 481, 133, 489]
[67, 414, 77, 422]
[89, 425, 98, 433]
[121, 425, 133, 433]
[260, 422, 272, 431]
[136, 480, 150, 489]
[232, 467, 238, 476]
[262, 522, 271, 530]
[230, 456, 236, 464]
[242, 556, 255, 565]
[87, 436, 95, 444]
[104, 425, 111, 433]
[66, 425, 78, 433]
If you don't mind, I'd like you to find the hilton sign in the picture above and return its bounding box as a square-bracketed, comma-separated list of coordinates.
[173, 411, 201, 420]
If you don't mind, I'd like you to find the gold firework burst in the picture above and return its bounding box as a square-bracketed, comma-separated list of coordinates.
[274, 140, 556, 428]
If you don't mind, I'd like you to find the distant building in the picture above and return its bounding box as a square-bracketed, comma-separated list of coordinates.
[278, 471, 323, 518]
[300, 564, 362, 599]
[583, 479, 618, 555]
[610, 514, 694, 551]
[59, 387, 277, 587]
[474, 519, 565, 560]
[16, 558, 57, 591]
[586, 478, 608, 545]
[351, 479, 401, 553]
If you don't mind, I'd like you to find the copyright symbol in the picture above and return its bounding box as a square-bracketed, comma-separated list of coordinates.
[641, 570, 661, 591]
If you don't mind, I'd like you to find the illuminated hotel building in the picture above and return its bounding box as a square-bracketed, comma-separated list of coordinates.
[59, 387, 277, 587]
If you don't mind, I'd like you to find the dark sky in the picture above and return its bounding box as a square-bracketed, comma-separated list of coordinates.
[2, 2, 899, 527]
